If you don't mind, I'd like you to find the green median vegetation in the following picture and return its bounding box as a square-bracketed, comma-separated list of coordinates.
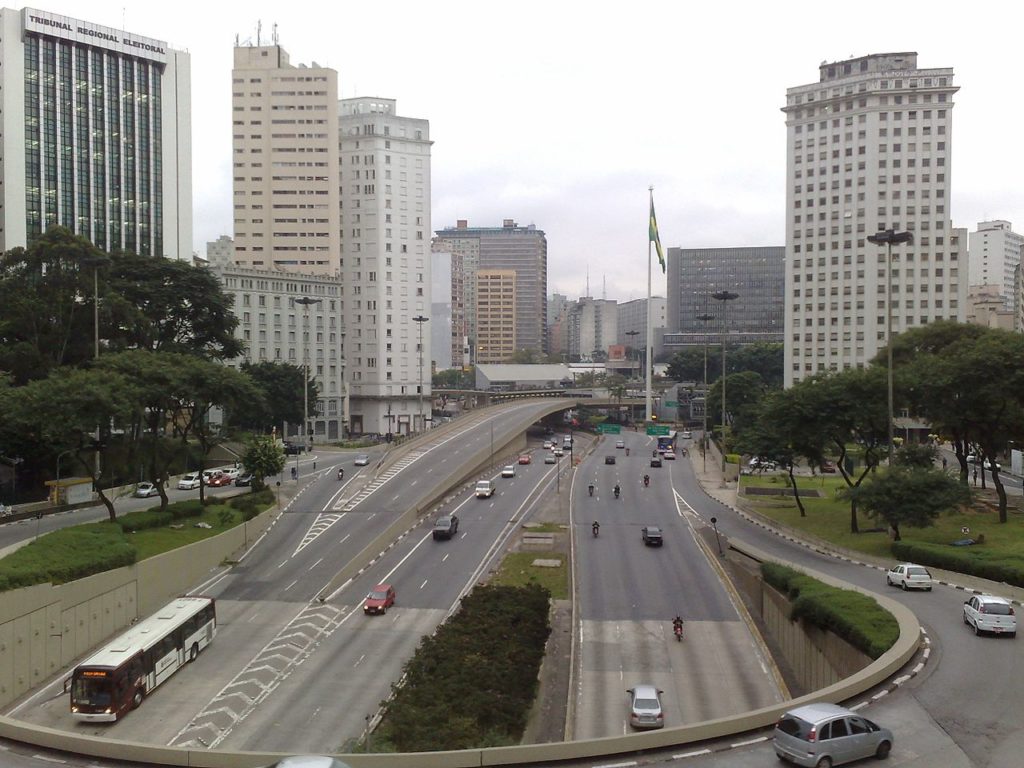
[0, 490, 275, 591]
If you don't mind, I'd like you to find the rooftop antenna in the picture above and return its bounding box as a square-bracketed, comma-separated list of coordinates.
[256, 20, 261, 46]
[585, 266, 590, 299]
[602, 275, 606, 300]
[272, 22, 278, 46]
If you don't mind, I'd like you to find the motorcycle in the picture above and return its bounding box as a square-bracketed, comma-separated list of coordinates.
[337, 468, 345, 481]
[673, 623, 683, 642]
[588, 484, 594, 497]
[643, 475, 650, 488]
[592, 522, 600, 538]
[613, 485, 621, 499]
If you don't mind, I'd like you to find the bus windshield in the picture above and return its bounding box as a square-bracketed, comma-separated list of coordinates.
[71, 674, 113, 708]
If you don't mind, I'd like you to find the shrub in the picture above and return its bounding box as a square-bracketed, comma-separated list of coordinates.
[891, 541, 1024, 587]
[229, 489, 275, 521]
[0, 524, 136, 589]
[762, 562, 898, 659]
[167, 500, 204, 520]
[117, 509, 173, 533]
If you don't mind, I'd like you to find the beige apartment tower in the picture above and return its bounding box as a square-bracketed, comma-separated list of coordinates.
[231, 45, 339, 273]
[476, 270, 517, 363]
[783, 53, 966, 387]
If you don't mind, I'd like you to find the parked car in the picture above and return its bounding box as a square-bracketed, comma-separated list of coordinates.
[501, 465, 516, 478]
[963, 594, 1017, 637]
[177, 473, 201, 490]
[475, 480, 495, 498]
[283, 442, 303, 455]
[207, 472, 232, 487]
[749, 457, 778, 472]
[363, 584, 396, 615]
[627, 684, 664, 729]
[220, 467, 241, 480]
[774, 702, 893, 767]
[518, 454, 532, 465]
[650, 456, 662, 468]
[605, 455, 616, 465]
[641, 526, 664, 546]
[820, 460, 837, 473]
[886, 563, 933, 591]
[234, 473, 254, 487]
[432, 515, 459, 540]
[544, 454, 557, 465]
[354, 454, 370, 466]
[616, 440, 625, 449]
[134, 482, 159, 498]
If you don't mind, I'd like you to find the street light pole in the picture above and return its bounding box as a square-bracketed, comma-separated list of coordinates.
[294, 297, 322, 452]
[712, 290, 739, 480]
[866, 228, 913, 464]
[412, 315, 429, 433]
[696, 310, 715, 474]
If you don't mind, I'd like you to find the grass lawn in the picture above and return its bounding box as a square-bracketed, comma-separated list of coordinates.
[741, 473, 1024, 563]
[127, 503, 244, 560]
[491, 551, 568, 600]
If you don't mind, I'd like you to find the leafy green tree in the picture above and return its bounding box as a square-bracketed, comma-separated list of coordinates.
[0, 367, 134, 520]
[0, 227, 109, 383]
[227, 361, 304, 432]
[841, 466, 969, 541]
[729, 342, 784, 389]
[241, 435, 285, 491]
[666, 348, 720, 384]
[891, 443, 939, 469]
[707, 370, 767, 440]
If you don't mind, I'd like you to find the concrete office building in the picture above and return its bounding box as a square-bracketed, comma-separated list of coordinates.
[211, 263, 347, 441]
[0, 7, 191, 257]
[206, 235, 235, 267]
[567, 297, 617, 361]
[339, 97, 432, 436]
[783, 53, 966, 387]
[435, 219, 548, 359]
[664, 246, 784, 354]
[430, 249, 454, 371]
[476, 270, 517, 363]
[231, 44, 339, 273]
[617, 297, 666, 350]
[966, 284, 1016, 331]
[968, 220, 1022, 310]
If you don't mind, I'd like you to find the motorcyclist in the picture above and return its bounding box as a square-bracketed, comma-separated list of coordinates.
[592, 521, 600, 536]
[337, 467, 345, 481]
[588, 483, 595, 497]
[643, 474, 650, 487]
[613, 483, 621, 499]
[672, 615, 684, 635]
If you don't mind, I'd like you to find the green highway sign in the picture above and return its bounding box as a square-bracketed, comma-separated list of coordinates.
[646, 424, 670, 436]
[598, 423, 622, 434]
[665, 401, 679, 407]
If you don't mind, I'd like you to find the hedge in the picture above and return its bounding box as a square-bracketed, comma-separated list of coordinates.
[0, 523, 136, 590]
[229, 489, 275, 521]
[892, 541, 1024, 588]
[762, 562, 899, 659]
[372, 583, 552, 752]
[117, 508, 174, 533]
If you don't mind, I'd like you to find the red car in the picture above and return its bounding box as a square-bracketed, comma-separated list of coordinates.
[363, 584, 396, 615]
[518, 454, 532, 465]
[207, 472, 232, 487]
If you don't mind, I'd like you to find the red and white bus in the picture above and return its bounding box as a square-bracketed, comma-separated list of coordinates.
[67, 595, 216, 722]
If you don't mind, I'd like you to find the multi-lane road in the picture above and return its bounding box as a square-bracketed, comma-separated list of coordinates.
[2, 405, 1023, 767]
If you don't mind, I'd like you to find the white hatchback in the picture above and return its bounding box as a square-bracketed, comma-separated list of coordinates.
[177, 473, 201, 490]
[963, 595, 1017, 637]
[885, 563, 933, 591]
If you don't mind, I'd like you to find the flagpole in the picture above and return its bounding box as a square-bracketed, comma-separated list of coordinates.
[646, 186, 654, 423]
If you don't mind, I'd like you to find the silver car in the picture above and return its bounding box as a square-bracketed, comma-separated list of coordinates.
[885, 563, 933, 591]
[627, 684, 664, 729]
[353, 454, 370, 466]
[963, 595, 1017, 637]
[774, 702, 893, 767]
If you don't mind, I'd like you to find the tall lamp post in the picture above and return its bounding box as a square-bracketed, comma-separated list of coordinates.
[866, 228, 913, 464]
[696, 310, 715, 474]
[712, 290, 739, 479]
[294, 297, 322, 451]
[340, 332, 347, 442]
[412, 315, 429, 433]
[625, 329, 639, 425]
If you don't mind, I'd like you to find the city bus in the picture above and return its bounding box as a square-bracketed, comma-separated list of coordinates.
[656, 431, 678, 454]
[68, 595, 216, 722]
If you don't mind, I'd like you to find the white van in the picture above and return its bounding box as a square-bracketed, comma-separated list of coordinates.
[475, 480, 495, 498]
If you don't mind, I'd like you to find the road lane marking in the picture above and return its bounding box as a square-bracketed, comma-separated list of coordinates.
[420, 579, 428, 589]
[277, 560, 288, 568]
[310, 557, 323, 571]
[442, 553, 450, 562]
[284, 579, 298, 591]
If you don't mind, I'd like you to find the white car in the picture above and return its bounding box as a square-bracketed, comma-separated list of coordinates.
[963, 595, 1017, 637]
[681, 430, 693, 439]
[354, 454, 370, 466]
[501, 465, 516, 478]
[886, 563, 933, 591]
[543, 441, 553, 450]
[663, 451, 676, 461]
[616, 440, 625, 449]
[177, 473, 201, 490]
[966, 453, 1001, 471]
[218, 467, 240, 480]
[134, 482, 159, 498]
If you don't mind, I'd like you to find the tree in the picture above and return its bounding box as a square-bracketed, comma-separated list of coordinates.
[241, 435, 286, 491]
[227, 361, 304, 433]
[841, 465, 969, 541]
[666, 348, 720, 385]
[707, 370, 768, 440]
[0, 227, 109, 383]
[729, 342, 785, 389]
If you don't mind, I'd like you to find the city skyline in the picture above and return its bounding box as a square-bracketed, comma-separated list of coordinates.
[23, 0, 1024, 301]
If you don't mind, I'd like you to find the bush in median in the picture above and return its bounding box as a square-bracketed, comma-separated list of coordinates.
[892, 541, 1024, 588]
[0, 524, 137, 590]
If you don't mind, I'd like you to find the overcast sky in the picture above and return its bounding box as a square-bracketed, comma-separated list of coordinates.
[32, 0, 1024, 302]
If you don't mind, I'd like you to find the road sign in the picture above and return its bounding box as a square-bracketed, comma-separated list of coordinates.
[598, 423, 622, 434]
[646, 424, 670, 436]
[665, 401, 679, 407]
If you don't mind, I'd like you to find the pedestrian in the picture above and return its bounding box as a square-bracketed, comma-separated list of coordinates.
[972, 467, 978, 486]
[942, 457, 947, 470]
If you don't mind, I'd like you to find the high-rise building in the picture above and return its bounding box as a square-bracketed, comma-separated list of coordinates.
[435, 219, 547, 358]
[968, 220, 1022, 309]
[338, 97, 432, 436]
[206, 235, 235, 267]
[566, 297, 617, 361]
[782, 53, 965, 387]
[230, 44, 339, 273]
[476, 270, 517, 363]
[0, 7, 191, 257]
[664, 246, 784, 355]
[617, 297, 667, 350]
[430, 249, 453, 371]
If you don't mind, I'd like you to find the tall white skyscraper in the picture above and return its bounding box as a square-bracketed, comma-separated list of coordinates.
[0, 7, 191, 257]
[338, 97, 432, 436]
[783, 53, 966, 387]
[968, 220, 1023, 309]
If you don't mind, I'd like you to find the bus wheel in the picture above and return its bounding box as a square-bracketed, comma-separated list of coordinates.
[189, 643, 199, 662]
[132, 689, 144, 709]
